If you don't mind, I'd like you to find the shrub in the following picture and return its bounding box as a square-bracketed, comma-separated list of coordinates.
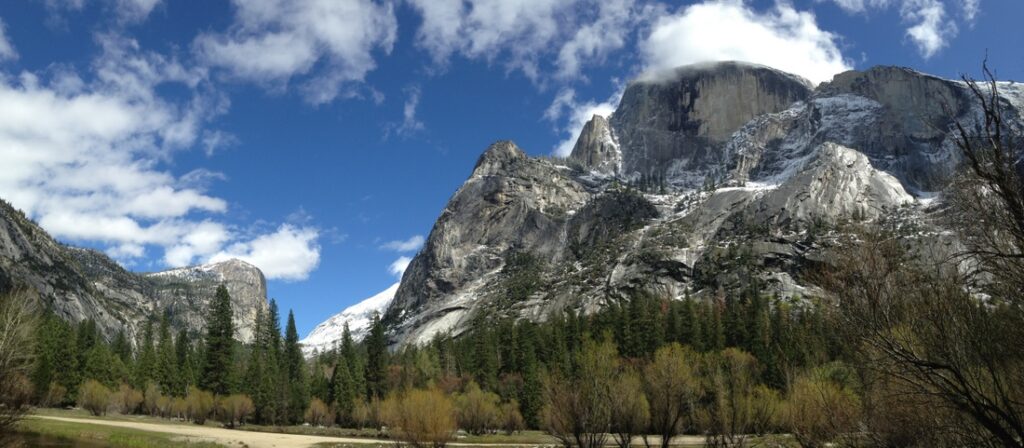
[351, 397, 372, 429]
[171, 397, 188, 421]
[143, 382, 162, 416]
[304, 398, 331, 427]
[186, 386, 215, 424]
[499, 400, 525, 435]
[112, 384, 143, 414]
[41, 382, 67, 408]
[611, 369, 649, 448]
[219, 394, 255, 428]
[784, 370, 861, 448]
[78, 379, 112, 416]
[383, 388, 456, 448]
[454, 381, 501, 435]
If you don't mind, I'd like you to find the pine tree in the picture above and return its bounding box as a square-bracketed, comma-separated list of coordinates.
[174, 329, 195, 394]
[135, 320, 157, 388]
[156, 313, 179, 394]
[201, 285, 235, 395]
[111, 330, 132, 365]
[364, 313, 387, 399]
[283, 310, 309, 424]
[330, 355, 355, 424]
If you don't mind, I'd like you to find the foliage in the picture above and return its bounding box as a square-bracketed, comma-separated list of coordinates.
[304, 398, 331, 427]
[185, 386, 214, 424]
[200, 285, 235, 396]
[783, 367, 861, 448]
[78, 379, 112, 416]
[218, 394, 255, 428]
[454, 381, 502, 435]
[610, 368, 649, 448]
[643, 343, 701, 448]
[383, 388, 456, 448]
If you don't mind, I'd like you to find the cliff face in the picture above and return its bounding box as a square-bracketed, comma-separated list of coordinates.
[0, 200, 268, 343]
[313, 62, 1024, 348]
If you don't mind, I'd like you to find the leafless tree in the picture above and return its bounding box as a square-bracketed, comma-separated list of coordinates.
[0, 290, 37, 438]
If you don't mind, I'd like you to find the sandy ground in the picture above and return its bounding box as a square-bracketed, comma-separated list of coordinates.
[32, 415, 709, 447]
[34, 415, 394, 448]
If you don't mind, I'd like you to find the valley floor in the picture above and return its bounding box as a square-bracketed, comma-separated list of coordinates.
[17, 410, 714, 447]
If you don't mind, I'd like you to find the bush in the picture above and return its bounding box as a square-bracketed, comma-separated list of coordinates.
[143, 382, 162, 416]
[219, 394, 255, 428]
[185, 386, 214, 424]
[611, 369, 649, 448]
[171, 397, 188, 421]
[383, 388, 456, 448]
[784, 370, 861, 448]
[304, 398, 332, 427]
[454, 381, 501, 435]
[78, 379, 112, 416]
[112, 384, 143, 414]
[499, 400, 525, 435]
[41, 382, 67, 408]
[351, 397, 372, 429]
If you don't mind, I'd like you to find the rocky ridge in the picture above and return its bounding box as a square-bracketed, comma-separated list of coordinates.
[318, 62, 1024, 348]
[0, 199, 269, 343]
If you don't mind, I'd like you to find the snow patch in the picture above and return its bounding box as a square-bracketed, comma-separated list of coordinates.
[300, 282, 399, 356]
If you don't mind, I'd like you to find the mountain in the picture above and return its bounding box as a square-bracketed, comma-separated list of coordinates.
[337, 62, 1022, 347]
[0, 199, 269, 343]
[299, 282, 398, 356]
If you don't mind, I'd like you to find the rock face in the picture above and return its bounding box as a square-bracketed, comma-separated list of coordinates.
[0, 199, 269, 344]
[611, 62, 812, 186]
[569, 114, 621, 174]
[308, 61, 1024, 349]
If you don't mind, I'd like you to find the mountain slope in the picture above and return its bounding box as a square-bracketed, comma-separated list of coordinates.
[300, 282, 398, 355]
[0, 199, 269, 343]
[302, 62, 1024, 349]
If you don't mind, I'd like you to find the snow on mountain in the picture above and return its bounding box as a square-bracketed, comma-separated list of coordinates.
[300, 282, 398, 356]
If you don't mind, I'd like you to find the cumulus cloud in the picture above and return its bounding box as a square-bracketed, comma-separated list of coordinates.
[209, 224, 321, 281]
[545, 87, 621, 157]
[0, 33, 322, 280]
[193, 0, 397, 104]
[0, 18, 16, 62]
[640, 1, 851, 85]
[381, 235, 425, 252]
[41, 0, 163, 24]
[388, 256, 412, 277]
[408, 0, 647, 81]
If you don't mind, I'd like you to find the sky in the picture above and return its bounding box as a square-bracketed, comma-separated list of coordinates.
[0, 0, 1021, 336]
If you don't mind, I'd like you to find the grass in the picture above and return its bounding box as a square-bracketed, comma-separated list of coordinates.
[16, 417, 226, 448]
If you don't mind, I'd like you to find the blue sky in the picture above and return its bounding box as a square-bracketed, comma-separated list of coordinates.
[0, 0, 1020, 335]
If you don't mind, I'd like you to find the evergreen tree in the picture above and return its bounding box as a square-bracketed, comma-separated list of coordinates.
[156, 313, 178, 394]
[283, 310, 309, 424]
[111, 330, 132, 365]
[174, 328, 195, 394]
[135, 320, 157, 388]
[330, 355, 355, 424]
[364, 313, 387, 399]
[201, 285, 235, 395]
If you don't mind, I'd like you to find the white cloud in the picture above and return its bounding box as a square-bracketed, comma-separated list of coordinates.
[0, 18, 17, 62]
[388, 256, 412, 277]
[381, 235, 425, 252]
[546, 87, 621, 157]
[640, 1, 851, 85]
[201, 130, 240, 156]
[387, 86, 425, 138]
[116, 0, 162, 23]
[0, 34, 322, 281]
[901, 0, 955, 58]
[209, 224, 321, 281]
[823, 0, 965, 58]
[408, 0, 647, 81]
[41, 0, 162, 24]
[194, 0, 397, 104]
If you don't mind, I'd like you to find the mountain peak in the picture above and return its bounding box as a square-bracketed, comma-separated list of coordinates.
[472, 140, 528, 176]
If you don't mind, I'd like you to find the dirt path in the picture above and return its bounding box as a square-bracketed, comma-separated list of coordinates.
[34, 415, 393, 448]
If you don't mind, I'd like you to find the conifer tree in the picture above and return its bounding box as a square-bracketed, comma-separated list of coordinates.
[174, 329, 194, 394]
[330, 354, 355, 424]
[156, 314, 178, 394]
[111, 330, 132, 365]
[135, 320, 157, 388]
[201, 285, 235, 395]
[283, 310, 309, 424]
[364, 313, 387, 399]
